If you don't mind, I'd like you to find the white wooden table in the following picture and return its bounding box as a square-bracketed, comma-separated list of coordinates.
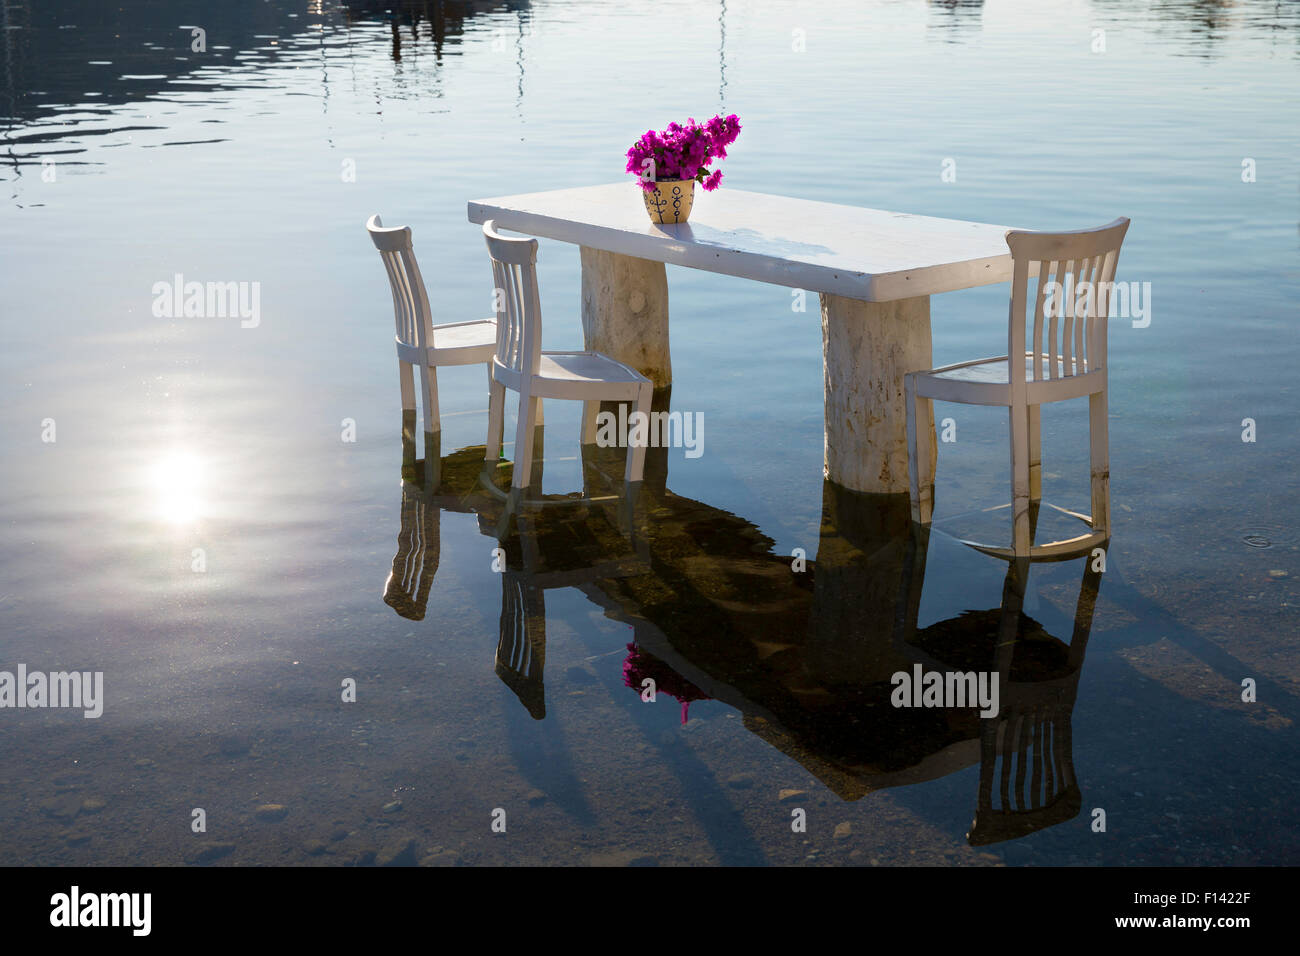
[468, 183, 1017, 495]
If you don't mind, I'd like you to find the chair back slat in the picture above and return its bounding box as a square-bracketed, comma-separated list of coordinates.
[998, 713, 1018, 809]
[367, 214, 433, 350]
[384, 252, 419, 346]
[1060, 258, 1074, 375]
[483, 220, 542, 377]
[503, 577, 532, 675]
[1061, 258, 1085, 374]
[1013, 709, 1031, 802]
[1072, 256, 1088, 370]
[1052, 719, 1069, 793]
[490, 260, 513, 368]
[1048, 259, 1070, 380]
[1030, 712, 1047, 808]
[1093, 247, 1121, 373]
[1031, 259, 1050, 370]
[1005, 218, 1130, 386]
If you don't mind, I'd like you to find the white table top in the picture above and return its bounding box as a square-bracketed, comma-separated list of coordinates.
[468, 183, 1018, 302]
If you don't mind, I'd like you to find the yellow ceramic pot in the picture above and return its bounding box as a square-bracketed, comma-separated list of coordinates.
[641, 179, 695, 224]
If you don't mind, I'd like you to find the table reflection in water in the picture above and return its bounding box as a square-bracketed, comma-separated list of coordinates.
[382, 395, 1102, 845]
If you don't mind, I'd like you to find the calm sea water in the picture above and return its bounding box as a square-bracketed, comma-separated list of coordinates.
[0, 0, 1296, 865]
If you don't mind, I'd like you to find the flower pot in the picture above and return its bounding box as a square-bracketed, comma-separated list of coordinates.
[641, 179, 695, 224]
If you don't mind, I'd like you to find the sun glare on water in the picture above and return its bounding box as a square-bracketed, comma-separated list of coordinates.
[148, 451, 207, 525]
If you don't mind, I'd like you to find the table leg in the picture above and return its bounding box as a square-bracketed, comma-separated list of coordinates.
[821, 293, 935, 495]
[580, 247, 671, 388]
[807, 480, 921, 684]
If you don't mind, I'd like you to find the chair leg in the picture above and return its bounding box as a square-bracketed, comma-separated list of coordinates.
[1027, 403, 1042, 502]
[905, 375, 933, 525]
[485, 365, 506, 462]
[996, 557, 1030, 673]
[1089, 390, 1111, 537]
[619, 479, 643, 544]
[424, 429, 442, 491]
[418, 364, 438, 431]
[400, 408, 418, 482]
[419, 364, 441, 490]
[398, 359, 416, 412]
[1070, 556, 1103, 669]
[580, 399, 601, 446]
[530, 417, 546, 490]
[1009, 404, 1032, 556]
[896, 522, 930, 651]
[498, 487, 522, 539]
[511, 392, 540, 491]
[625, 385, 651, 485]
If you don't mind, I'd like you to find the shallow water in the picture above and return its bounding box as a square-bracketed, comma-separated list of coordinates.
[0, 0, 1297, 865]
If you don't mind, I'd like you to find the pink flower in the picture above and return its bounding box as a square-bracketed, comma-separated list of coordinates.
[625, 113, 741, 191]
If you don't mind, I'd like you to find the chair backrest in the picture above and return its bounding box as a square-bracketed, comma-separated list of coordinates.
[1005, 217, 1130, 385]
[366, 214, 433, 351]
[482, 219, 542, 377]
[968, 694, 1082, 845]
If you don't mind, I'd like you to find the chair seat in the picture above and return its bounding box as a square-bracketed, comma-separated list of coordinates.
[536, 351, 648, 387]
[430, 318, 497, 355]
[931, 353, 1087, 384]
[396, 318, 497, 367]
[913, 353, 1104, 404]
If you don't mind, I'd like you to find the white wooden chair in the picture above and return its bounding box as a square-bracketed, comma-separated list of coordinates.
[905, 218, 1130, 559]
[481, 219, 653, 495]
[366, 214, 498, 489]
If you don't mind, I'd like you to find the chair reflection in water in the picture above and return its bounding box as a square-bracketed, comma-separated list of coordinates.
[965, 557, 1099, 845]
[899, 504, 1101, 844]
[497, 570, 548, 719]
[379, 389, 653, 721]
[490, 493, 650, 721]
[384, 477, 440, 622]
[446, 421, 657, 719]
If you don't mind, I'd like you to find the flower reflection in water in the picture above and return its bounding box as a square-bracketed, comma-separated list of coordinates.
[623, 642, 712, 726]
